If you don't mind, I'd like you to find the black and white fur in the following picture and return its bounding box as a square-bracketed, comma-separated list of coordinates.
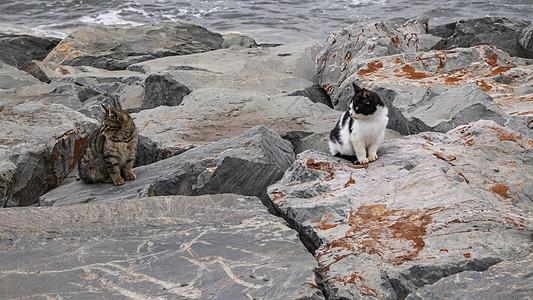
[329, 83, 388, 164]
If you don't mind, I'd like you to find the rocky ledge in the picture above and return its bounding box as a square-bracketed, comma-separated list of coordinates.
[1, 17, 532, 299]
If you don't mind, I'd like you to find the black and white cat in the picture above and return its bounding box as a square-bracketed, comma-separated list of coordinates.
[329, 83, 388, 164]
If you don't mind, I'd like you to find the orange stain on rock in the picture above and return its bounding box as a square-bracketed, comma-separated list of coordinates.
[318, 204, 433, 269]
[344, 177, 356, 188]
[357, 61, 384, 77]
[313, 214, 342, 231]
[491, 183, 511, 199]
[399, 64, 431, 80]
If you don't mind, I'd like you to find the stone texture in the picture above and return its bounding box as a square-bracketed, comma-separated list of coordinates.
[0, 33, 60, 67]
[317, 17, 533, 133]
[128, 41, 322, 98]
[40, 126, 295, 212]
[430, 17, 533, 59]
[43, 23, 225, 70]
[357, 45, 533, 122]
[221, 33, 258, 49]
[316, 17, 441, 109]
[0, 194, 323, 299]
[406, 253, 533, 300]
[267, 120, 533, 299]
[141, 73, 191, 109]
[0, 61, 42, 90]
[372, 83, 508, 135]
[132, 88, 338, 162]
[0, 102, 98, 207]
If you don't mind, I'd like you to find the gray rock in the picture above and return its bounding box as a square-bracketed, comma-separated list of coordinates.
[372, 83, 508, 135]
[319, 24, 532, 131]
[267, 120, 533, 299]
[129, 41, 323, 98]
[431, 17, 533, 59]
[0, 102, 98, 207]
[317, 18, 533, 131]
[43, 23, 225, 70]
[0, 61, 42, 89]
[519, 22, 533, 58]
[40, 126, 295, 212]
[132, 88, 338, 162]
[0, 33, 60, 67]
[406, 254, 533, 300]
[221, 33, 258, 49]
[141, 73, 191, 109]
[0, 194, 323, 299]
[316, 17, 442, 108]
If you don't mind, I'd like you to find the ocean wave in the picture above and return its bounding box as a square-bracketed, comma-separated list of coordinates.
[79, 10, 144, 26]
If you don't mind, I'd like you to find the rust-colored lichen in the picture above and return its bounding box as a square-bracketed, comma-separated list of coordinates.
[457, 172, 469, 184]
[344, 177, 356, 188]
[69, 135, 88, 170]
[357, 61, 383, 77]
[313, 214, 342, 231]
[318, 204, 433, 269]
[474, 79, 493, 92]
[399, 64, 430, 80]
[490, 183, 511, 199]
[432, 151, 457, 165]
[306, 158, 335, 180]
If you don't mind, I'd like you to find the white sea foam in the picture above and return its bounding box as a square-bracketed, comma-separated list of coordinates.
[79, 10, 143, 26]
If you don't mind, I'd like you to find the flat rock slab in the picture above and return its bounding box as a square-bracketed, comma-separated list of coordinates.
[268, 120, 533, 299]
[128, 41, 322, 97]
[40, 126, 295, 211]
[0, 194, 323, 299]
[133, 88, 338, 159]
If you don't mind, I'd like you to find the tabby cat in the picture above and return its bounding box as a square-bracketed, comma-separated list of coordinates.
[78, 104, 138, 185]
[329, 82, 388, 164]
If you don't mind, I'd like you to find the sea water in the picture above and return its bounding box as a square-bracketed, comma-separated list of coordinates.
[0, 0, 531, 43]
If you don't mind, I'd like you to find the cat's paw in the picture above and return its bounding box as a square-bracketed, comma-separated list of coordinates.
[124, 171, 136, 181]
[368, 154, 378, 162]
[358, 157, 369, 164]
[113, 177, 125, 186]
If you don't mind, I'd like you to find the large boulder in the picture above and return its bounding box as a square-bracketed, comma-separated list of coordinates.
[316, 18, 533, 133]
[0, 102, 98, 207]
[43, 23, 226, 70]
[267, 120, 533, 299]
[40, 126, 295, 212]
[372, 83, 508, 135]
[132, 88, 338, 163]
[128, 41, 325, 99]
[316, 17, 441, 109]
[0, 33, 60, 67]
[407, 253, 533, 299]
[0, 194, 323, 299]
[430, 17, 533, 59]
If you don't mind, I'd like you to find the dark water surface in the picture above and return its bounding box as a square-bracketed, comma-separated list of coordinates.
[0, 0, 532, 43]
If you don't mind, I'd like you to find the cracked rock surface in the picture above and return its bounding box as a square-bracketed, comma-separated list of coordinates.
[0, 194, 323, 299]
[268, 120, 533, 299]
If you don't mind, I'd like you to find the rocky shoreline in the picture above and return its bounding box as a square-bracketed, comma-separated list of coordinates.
[1, 17, 532, 299]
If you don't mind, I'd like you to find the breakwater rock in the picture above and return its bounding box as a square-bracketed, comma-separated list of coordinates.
[1, 18, 532, 299]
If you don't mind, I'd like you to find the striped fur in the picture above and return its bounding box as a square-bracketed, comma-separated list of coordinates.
[78, 105, 138, 185]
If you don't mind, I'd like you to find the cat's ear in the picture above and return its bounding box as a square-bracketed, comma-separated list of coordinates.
[101, 104, 110, 114]
[352, 82, 362, 94]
